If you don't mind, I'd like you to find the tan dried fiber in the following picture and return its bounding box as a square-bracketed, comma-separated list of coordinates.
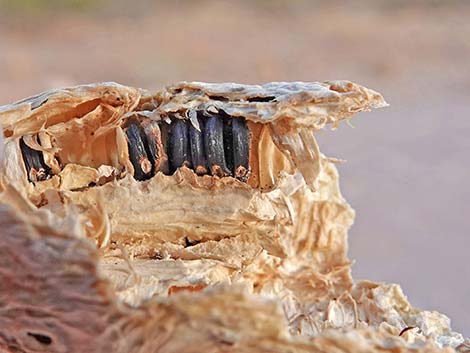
[0, 81, 466, 353]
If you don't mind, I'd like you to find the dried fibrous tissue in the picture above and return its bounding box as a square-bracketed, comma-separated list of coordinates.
[0, 81, 467, 353]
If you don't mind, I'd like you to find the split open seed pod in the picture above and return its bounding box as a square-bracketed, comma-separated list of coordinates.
[0, 81, 467, 353]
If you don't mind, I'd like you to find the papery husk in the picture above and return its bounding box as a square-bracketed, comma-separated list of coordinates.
[0, 81, 466, 353]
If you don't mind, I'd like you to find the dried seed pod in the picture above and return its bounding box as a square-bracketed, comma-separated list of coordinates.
[0, 81, 465, 353]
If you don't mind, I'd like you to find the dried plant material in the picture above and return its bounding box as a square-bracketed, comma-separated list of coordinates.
[0, 81, 465, 353]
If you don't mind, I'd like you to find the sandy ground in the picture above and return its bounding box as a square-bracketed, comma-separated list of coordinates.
[1, 1, 469, 334]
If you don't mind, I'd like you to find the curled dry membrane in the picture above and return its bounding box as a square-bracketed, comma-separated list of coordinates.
[0, 81, 467, 353]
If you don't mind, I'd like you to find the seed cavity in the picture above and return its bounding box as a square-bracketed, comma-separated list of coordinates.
[125, 112, 251, 181]
[20, 111, 252, 186]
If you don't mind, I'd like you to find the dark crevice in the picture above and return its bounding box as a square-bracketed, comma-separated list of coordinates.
[246, 96, 275, 102]
[27, 332, 52, 345]
[207, 95, 229, 102]
[20, 138, 51, 183]
[184, 237, 200, 247]
[31, 98, 49, 110]
[223, 117, 234, 173]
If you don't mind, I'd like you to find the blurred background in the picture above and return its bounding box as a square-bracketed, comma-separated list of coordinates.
[0, 0, 468, 334]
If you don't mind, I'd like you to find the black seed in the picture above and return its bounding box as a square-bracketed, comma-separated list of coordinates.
[204, 114, 231, 177]
[232, 118, 250, 181]
[20, 138, 50, 183]
[189, 116, 208, 175]
[169, 119, 191, 173]
[126, 122, 152, 181]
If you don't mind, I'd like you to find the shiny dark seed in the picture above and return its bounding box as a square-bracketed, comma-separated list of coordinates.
[189, 116, 208, 175]
[204, 114, 231, 177]
[232, 118, 250, 181]
[169, 119, 191, 173]
[20, 138, 50, 183]
[126, 122, 152, 181]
